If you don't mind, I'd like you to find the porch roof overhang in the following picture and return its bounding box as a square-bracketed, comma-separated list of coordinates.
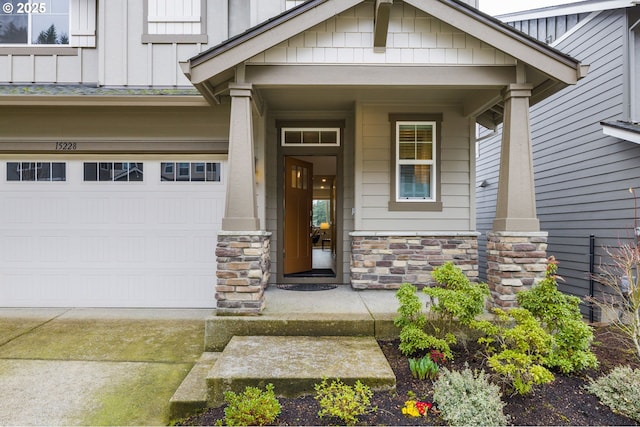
[181, 0, 586, 128]
[601, 121, 640, 144]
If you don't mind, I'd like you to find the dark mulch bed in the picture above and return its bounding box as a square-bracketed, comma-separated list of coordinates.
[177, 326, 640, 426]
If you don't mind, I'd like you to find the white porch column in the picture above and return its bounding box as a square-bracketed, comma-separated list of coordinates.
[493, 84, 539, 232]
[222, 83, 260, 231]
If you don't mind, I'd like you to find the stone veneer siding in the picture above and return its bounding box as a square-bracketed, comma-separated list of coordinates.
[486, 231, 548, 308]
[350, 232, 480, 289]
[215, 231, 271, 315]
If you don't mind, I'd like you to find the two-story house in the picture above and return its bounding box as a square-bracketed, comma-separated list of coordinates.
[477, 0, 640, 319]
[0, 0, 585, 312]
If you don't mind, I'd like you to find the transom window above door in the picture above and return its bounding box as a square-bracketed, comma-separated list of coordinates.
[281, 128, 340, 146]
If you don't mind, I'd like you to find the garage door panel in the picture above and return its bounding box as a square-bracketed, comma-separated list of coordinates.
[0, 159, 224, 308]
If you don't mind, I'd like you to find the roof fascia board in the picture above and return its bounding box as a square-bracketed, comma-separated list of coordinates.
[497, 0, 634, 21]
[188, 0, 362, 85]
[404, 0, 583, 84]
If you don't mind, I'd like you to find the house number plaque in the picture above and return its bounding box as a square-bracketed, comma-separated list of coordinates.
[55, 142, 78, 151]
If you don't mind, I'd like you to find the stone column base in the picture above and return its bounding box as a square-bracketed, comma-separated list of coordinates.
[215, 231, 271, 315]
[350, 232, 479, 289]
[486, 231, 548, 308]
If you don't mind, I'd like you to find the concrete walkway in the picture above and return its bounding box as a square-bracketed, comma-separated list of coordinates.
[0, 286, 418, 425]
[0, 308, 210, 426]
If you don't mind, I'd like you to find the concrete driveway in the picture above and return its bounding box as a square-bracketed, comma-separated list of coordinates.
[0, 308, 210, 426]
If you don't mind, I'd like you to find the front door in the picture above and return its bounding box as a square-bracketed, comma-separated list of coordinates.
[284, 156, 313, 274]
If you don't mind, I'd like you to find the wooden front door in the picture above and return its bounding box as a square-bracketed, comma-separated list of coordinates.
[284, 157, 313, 274]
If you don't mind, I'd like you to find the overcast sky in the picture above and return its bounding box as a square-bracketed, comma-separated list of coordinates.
[479, 0, 585, 16]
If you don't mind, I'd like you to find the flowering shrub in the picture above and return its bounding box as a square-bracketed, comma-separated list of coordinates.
[401, 400, 433, 417]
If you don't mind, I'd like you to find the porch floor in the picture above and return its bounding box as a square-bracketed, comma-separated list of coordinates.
[206, 286, 426, 351]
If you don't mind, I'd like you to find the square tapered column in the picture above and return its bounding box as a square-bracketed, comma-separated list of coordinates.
[493, 84, 539, 233]
[222, 83, 259, 231]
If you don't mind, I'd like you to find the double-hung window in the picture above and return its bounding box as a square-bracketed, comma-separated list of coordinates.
[0, 0, 69, 45]
[389, 114, 442, 211]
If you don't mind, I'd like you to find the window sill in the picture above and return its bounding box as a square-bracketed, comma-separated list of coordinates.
[142, 34, 208, 44]
[0, 47, 79, 56]
[388, 201, 443, 212]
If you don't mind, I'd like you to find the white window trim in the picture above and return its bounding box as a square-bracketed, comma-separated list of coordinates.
[142, 0, 208, 44]
[388, 113, 443, 212]
[281, 127, 341, 146]
[395, 121, 437, 203]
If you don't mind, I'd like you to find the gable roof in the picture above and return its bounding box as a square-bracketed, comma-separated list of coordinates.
[182, 0, 586, 125]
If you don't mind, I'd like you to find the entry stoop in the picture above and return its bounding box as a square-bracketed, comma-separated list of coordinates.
[206, 336, 396, 407]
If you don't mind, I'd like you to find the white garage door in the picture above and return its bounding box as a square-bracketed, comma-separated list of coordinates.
[0, 159, 225, 308]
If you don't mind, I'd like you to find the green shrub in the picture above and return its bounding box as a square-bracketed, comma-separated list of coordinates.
[517, 259, 598, 374]
[221, 383, 281, 426]
[473, 308, 555, 395]
[394, 263, 489, 358]
[395, 283, 455, 358]
[432, 366, 507, 426]
[314, 378, 375, 426]
[588, 366, 640, 422]
[427, 262, 490, 326]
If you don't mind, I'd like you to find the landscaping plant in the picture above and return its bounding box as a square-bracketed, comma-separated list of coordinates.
[432, 365, 507, 426]
[220, 383, 281, 426]
[517, 258, 598, 373]
[590, 240, 640, 361]
[394, 263, 489, 359]
[394, 282, 455, 358]
[408, 354, 440, 380]
[473, 307, 555, 395]
[313, 378, 376, 426]
[588, 365, 640, 422]
[425, 261, 490, 326]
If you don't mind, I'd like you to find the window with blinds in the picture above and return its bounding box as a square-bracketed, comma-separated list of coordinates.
[396, 122, 436, 201]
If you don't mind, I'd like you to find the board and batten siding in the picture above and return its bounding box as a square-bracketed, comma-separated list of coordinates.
[356, 103, 474, 232]
[2, 0, 296, 86]
[477, 8, 640, 315]
[506, 12, 591, 44]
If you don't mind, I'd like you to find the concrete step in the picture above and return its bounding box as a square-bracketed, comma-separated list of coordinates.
[205, 313, 396, 351]
[206, 335, 396, 407]
[169, 352, 220, 420]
